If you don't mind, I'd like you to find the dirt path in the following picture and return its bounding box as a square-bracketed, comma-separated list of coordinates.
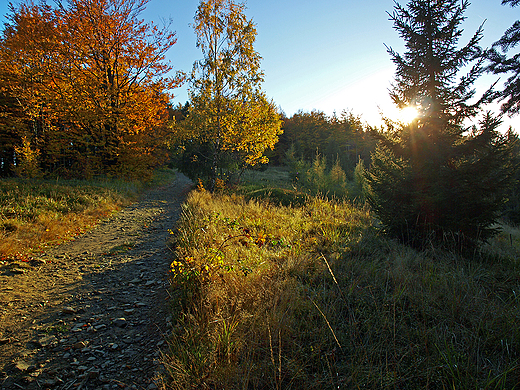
[0, 173, 192, 390]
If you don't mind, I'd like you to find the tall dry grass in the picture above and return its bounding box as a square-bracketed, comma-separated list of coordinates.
[161, 179, 520, 389]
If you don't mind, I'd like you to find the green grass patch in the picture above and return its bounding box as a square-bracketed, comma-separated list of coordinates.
[241, 187, 307, 207]
[240, 166, 293, 188]
[162, 186, 520, 389]
[106, 242, 136, 256]
[43, 323, 70, 334]
[235, 166, 307, 206]
[147, 167, 177, 188]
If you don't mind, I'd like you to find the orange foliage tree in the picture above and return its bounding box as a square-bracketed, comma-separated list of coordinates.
[0, 3, 60, 177]
[0, 0, 183, 178]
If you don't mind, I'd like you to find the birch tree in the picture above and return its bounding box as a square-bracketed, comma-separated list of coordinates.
[185, 0, 282, 188]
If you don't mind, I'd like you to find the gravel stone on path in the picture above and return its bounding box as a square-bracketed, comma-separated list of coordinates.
[0, 173, 192, 390]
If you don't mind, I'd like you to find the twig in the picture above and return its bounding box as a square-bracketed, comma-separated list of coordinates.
[267, 319, 275, 372]
[320, 253, 340, 291]
[320, 252, 358, 326]
[278, 327, 282, 386]
[215, 233, 252, 253]
[308, 296, 342, 349]
[267, 317, 282, 390]
[61, 378, 77, 390]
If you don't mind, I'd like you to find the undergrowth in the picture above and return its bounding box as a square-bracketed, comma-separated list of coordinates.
[162, 173, 520, 389]
[284, 148, 367, 201]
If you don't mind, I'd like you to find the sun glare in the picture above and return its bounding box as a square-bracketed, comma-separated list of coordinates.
[399, 106, 419, 124]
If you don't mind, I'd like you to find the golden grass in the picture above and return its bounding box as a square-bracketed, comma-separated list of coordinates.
[0, 168, 176, 260]
[0, 180, 130, 260]
[162, 185, 520, 389]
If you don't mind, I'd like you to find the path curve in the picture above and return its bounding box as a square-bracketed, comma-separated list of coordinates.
[0, 173, 192, 390]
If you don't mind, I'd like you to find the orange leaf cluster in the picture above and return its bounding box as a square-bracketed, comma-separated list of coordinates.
[0, 0, 184, 178]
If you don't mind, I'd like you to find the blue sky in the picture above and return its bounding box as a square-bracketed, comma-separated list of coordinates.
[1, 0, 519, 131]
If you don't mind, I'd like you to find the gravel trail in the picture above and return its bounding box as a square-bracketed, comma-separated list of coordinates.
[0, 173, 192, 390]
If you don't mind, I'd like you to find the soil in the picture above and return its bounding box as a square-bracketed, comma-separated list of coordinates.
[0, 173, 193, 390]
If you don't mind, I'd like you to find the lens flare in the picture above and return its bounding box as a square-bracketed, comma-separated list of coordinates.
[399, 106, 419, 123]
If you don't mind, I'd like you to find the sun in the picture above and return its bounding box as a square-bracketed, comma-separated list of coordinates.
[399, 106, 419, 124]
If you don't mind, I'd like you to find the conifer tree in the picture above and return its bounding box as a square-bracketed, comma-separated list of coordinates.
[366, 0, 518, 250]
[486, 0, 520, 116]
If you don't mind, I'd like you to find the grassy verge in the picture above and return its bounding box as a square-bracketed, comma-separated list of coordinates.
[162, 168, 520, 389]
[237, 166, 307, 207]
[0, 167, 176, 261]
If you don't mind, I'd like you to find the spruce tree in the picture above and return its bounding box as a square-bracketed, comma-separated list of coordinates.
[486, 0, 520, 116]
[366, 0, 518, 250]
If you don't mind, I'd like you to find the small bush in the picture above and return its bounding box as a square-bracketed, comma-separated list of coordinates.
[13, 136, 43, 179]
[287, 150, 352, 199]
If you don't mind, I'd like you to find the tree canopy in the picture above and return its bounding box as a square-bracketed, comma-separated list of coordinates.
[486, 0, 520, 116]
[175, 0, 282, 188]
[0, 0, 183, 179]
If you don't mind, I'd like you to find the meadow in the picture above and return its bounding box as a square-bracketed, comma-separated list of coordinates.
[0, 168, 176, 261]
[162, 167, 520, 389]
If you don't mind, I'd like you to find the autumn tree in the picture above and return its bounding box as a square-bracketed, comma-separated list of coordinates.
[366, 0, 518, 250]
[0, 2, 61, 177]
[58, 0, 183, 177]
[486, 0, 520, 116]
[0, 0, 183, 178]
[178, 0, 282, 188]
